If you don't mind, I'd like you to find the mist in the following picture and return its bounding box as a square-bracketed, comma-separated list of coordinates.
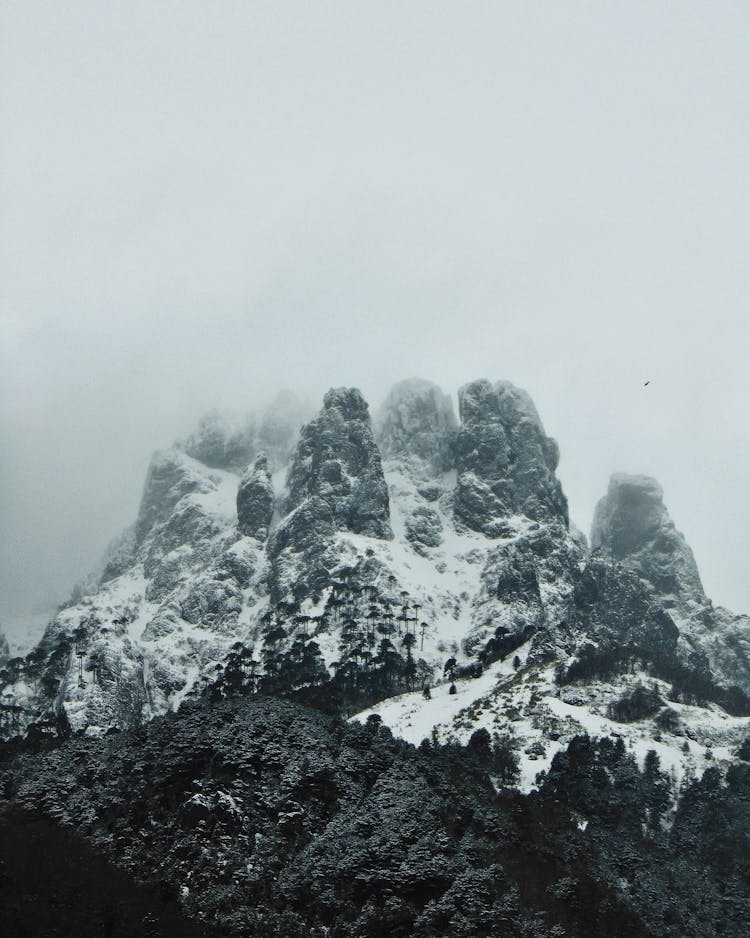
[2, 1, 749, 646]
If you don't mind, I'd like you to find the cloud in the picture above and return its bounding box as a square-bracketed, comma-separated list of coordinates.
[1, 1, 749, 627]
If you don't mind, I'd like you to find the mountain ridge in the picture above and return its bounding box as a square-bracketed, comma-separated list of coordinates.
[1, 377, 748, 797]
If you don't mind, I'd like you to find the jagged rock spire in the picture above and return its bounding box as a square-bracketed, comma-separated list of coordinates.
[591, 473, 706, 614]
[284, 387, 392, 539]
[453, 379, 568, 534]
[237, 452, 274, 541]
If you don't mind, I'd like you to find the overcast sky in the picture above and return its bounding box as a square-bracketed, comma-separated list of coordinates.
[1, 1, 749, 636]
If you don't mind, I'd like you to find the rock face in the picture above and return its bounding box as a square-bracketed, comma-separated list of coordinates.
[237, 453, 274, 540]
[179, 393, 310, 474]
[4, 375, 750, 755]
[376, 378, 457, 473]
[590, 473, 750, 695]
[453, 380, 568, 535]
[591, 474, 706, 614]
[570, 557, 680, 661]
[702, 610, 750, 695]
[404, 505, 443, 551]
[285, 388, 392, 539]
[135, 450, 211, 547]
[0, 628, 8, 667]
[467, 520, 583, 656]
[268, 388, 392, 602]
[181, 410, 257, 472]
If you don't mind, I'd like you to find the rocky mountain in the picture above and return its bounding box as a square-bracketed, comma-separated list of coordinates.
[1, 377, 749, 796]
[0, 627, 9, 668]
[590, 472, 750, 697]
[2, 375, 750, 937]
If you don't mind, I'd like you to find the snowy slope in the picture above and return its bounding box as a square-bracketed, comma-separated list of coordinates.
[2, 376, 748, 794]
[353, 654, 750, 793]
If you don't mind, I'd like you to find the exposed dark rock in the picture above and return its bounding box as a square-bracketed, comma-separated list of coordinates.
[376, 378, 457, 472]
[270, 496, 337, 558]
[405, 505, 443, 550]
[180, 578, 243, 632]
[416, 482, 443, 502]
[703, 611, 750, 696]
[99, 525, 138, 584]
[468, 521, 582, 656]
[142, 604, 182, 642]
[214, 543, 257, 588]
[144, 547, 192, 602]
[453, 379, 567, 534]
[237, 453, 274, 540]
[591, 473, 706, 613]
[453, 472, 516, 539]
[267, 497, 337, 602]
[135, 450, 209, 546]
[144, 502, 222, 575]
[591, 474, 750, 695]
[0, 628, 9, 667]
[285, 387, 392, 539]
[571, 557, 680, 661]
[181, 410, 257, 472]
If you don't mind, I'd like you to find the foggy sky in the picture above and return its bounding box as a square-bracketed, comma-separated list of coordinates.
[2, 1, 749, 640]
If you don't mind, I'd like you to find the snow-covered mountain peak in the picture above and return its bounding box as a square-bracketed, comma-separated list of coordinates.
[2, 378, 748, 785]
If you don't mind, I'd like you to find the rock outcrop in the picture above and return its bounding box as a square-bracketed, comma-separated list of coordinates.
[467, 520, 583, 656]
[376, 378, 457, 473]
[570, 557, 680, 662]
[591, 474, 706, 615]
[179, 392, 310, 474]
[4, 376, 749, 752]
[135, 450, 213, 547]
[453, 380, 568, 535]
[267, 388, 392, 602]
[591, 473, 750, 695]
[285, 387, 392, 539]
[0, 628, 9, 667]
[237, 453, 274, 540]
[181, 410, 257, 472]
